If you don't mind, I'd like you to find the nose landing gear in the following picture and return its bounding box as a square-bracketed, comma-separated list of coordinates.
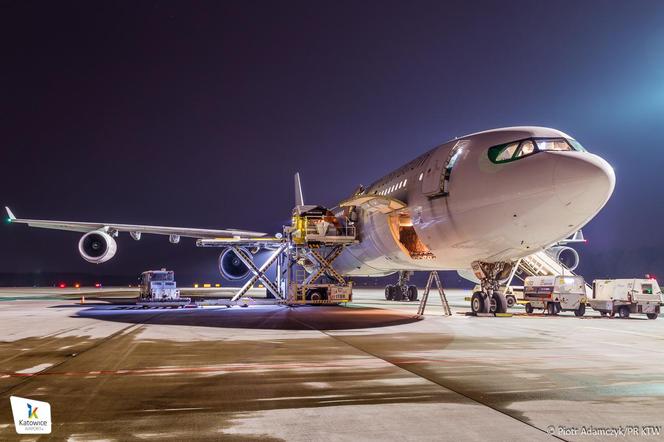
[470, 261, 513, 314]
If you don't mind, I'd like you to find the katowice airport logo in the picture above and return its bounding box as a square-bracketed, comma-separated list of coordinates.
[10, 396, 51, 434]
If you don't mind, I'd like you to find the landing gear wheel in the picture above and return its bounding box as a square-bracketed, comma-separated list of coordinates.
[506, 295, 516, 309]
[471, 292, 485, 314]
[647, 313, 658, 320]
[574, 303, 586, 317]
[547, 302, 558, 316]
[525, 303, 534, 314]
[619, 306, 630, 319]
[385, 285, 395, 301]
[407, 285, 418, 302]
[491, 293, 508, 314]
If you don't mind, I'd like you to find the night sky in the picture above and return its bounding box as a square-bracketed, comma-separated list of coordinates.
[2, 1, 664, 284]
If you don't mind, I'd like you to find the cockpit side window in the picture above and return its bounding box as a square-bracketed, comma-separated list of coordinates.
[567, 139, 587, 152]
[516, 140, 535, 158]
[488, 137, 585, 164]
[494, 142, 519, 162]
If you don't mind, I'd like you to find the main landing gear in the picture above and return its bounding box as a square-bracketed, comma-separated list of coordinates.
[469, 261, 513, 314]
[385, 271, 418, 302]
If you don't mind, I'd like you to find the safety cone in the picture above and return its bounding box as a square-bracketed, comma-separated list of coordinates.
[80, 295, 85, 304]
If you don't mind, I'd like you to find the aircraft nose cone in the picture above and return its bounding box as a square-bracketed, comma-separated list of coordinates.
[552, 152, 615, 216]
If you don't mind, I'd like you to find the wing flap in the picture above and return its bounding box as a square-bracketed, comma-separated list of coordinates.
[196, 237, 283, 248]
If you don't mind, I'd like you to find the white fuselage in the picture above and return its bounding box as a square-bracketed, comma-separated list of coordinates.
[334, 127, 615, 276]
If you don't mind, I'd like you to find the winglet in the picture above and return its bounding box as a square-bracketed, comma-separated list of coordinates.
[5, 207, 16, 222]
[294, 172, 304, 207]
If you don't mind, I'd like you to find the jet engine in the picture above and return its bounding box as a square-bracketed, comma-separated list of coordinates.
[218, 248, 253, 280]
[78, 230, 117, 264]
[546, 246, 580, 271]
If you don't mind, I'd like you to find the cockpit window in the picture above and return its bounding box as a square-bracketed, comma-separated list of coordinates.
[495, 142, 519, 161]
[488, 137, 585, 164]
[567, 139, 587, 152]
[535, 139, 571, 152]
[516, 140, 535, 157]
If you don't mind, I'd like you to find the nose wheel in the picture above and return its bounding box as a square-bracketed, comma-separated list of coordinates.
[471, 291, 508, 314]
[471, 292, 485, 313]
[470, 261, 513, 314]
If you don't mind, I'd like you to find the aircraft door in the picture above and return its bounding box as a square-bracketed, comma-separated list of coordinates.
[421, 145, 451, 196]
[421, 140, 468, 197]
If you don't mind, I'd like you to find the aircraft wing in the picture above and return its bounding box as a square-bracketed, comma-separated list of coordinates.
[4, 207, 266, 239]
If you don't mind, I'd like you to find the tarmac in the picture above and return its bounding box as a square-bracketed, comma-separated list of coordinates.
[0, 287, 663, 441]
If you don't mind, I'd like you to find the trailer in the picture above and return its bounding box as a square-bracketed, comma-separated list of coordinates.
[288, 282, 353, 304]
[523, 275, 587, 316]
[588, 278, 662, 319]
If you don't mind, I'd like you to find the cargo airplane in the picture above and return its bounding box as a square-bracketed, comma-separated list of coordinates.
[6, 126, 615, 313]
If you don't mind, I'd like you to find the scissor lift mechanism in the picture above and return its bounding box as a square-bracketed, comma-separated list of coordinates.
[197, 209, 357, 305]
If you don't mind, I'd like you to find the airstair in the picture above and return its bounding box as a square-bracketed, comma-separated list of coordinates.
[503, 237, 592, 299]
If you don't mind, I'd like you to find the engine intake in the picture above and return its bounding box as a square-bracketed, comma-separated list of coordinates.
[218, 248, 253, 280]
[78, 230, 117, 264]
[546, 246, 580, 271]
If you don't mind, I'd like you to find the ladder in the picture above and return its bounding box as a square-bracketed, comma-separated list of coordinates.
[417, 271, 451, 316]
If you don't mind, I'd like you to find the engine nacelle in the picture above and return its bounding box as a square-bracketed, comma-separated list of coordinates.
[546, 246, 580, 271]
[218, 248, 253, 280]
[78, 230, 117, 264]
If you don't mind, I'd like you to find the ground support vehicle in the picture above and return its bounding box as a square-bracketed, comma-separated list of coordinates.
[523, 275, 587, 316]
[588, 279, 661, 319]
